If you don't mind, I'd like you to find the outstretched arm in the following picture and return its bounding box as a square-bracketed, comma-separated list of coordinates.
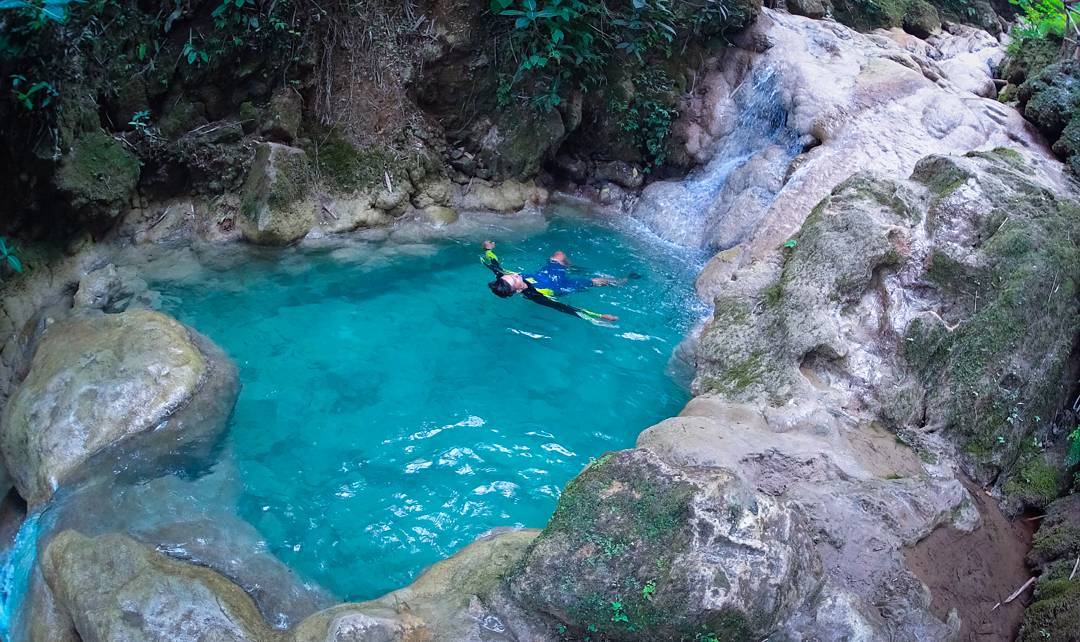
[523, 289, 617, 322]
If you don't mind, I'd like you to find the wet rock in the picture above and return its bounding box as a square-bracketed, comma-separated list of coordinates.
[238, 142, 315, 246]
[262, 87, 303, 143]
[593, 160, 643, 189]
[421, 205, 458, 225]
[454, 180, 547, 212]
[901, 0, 941, 38]
[786, 0, 825, 19]
[411, 178, 453, 208]
[317, 194, 389, 234]
[37, 530, 276, 642]
[0, 309, 238, 505]
[53, 130, 140, 219]
[551, 154, 589, 183]
[294, 529, 538, 641]
[507, 449, 821, 640]
[72, 263, 150, 312]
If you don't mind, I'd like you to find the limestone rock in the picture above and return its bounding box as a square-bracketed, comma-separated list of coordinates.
[38, 530, 277, 642]
[507, 449, 822, 640]
[0, 309, 238, 505]
[421, 205, 458, 226]
[261, 87, 303, 143]
[53, 130, 140, 219]
[455, 180, 547, 212]
[317, 194, 389, 234]
[786, 0, 825, 19]
[593, 160, 644, 189]
[238, 143, 315, 246]
[72, 263, 150, 312]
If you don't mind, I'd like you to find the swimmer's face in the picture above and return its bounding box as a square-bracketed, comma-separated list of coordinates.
[501, 273, 526, 291]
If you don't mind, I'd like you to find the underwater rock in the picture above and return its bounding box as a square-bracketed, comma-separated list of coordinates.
[72, 263, 151, 312]
[506, 448, 822, 640]
[238, 142, 315, 246]
[37, 530, 276, 642]
[421, 205, 459, 226]
[0, 309, 238, 505]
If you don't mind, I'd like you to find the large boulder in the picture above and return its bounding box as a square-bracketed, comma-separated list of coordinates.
[0, 309, 238, 505]
[506, 448, 822, 640]
[695, 148, 1080, 505]
[238, 142, 315, 246]
[38, 530, 277, 642]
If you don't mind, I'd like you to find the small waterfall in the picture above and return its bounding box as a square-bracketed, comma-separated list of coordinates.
[632, 65, 801, 249]
[0, 510, 44, 640]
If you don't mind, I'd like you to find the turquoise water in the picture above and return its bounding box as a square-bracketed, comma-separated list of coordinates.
[154, 208, 702, 600]
[0, 207, 704, 637]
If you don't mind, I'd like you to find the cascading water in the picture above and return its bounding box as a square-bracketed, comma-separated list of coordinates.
[632, 65, 802, 250]
[0, 511, 42, 639]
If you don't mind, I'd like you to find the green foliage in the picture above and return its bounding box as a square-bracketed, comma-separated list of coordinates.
[1067, 426, 1080, 467]
[9, 74, 57, 109]
[490, 0, 751, 170]
[128, 108, 150, 130]
[1010, 0, 1077, 39]
[0, 237, 24, 274]
[611, 68, 678, 169]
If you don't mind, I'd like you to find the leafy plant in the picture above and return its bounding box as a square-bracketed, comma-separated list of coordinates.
[9, 73, 57, 109]
[641, 580, 656, 600]
[0, 237, 24, 274]
[1009, 0, 1078, 39]
[128, 108, 151, 130]
[1066, 426, 1080, 467]
[610, 597, 629, 623]
[181, 32, 210, 65]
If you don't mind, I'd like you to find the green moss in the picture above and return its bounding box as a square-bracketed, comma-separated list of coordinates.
[306, 129, 399, 194]
[53, 130, 140, 213]
[1020, 558, 1080, 641]
[912, 154, 973, 198]
[1003, 456, 1063, 510]
[903, 155, 1080, 482]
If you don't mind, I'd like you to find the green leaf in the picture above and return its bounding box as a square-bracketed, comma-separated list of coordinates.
[7, 255, 22, 273]
[137, 42, 147, 60]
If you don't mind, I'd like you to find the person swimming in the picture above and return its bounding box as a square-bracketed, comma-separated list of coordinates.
[480, 240, 620, 322]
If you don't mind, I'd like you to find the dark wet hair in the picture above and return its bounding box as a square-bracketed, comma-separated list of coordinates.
[489, 277, 514, 298]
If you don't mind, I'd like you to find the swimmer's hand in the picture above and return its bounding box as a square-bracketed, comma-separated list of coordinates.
[600, 314, 618, 322]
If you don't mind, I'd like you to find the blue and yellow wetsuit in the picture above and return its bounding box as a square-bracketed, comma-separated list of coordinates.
[482, 250, 606, 321]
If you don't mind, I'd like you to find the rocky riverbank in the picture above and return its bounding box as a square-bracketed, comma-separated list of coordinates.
[0, 1, 1078, 641]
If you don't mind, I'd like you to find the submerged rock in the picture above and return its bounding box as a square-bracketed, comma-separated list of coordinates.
[72, 263, 152, 312]
[238, 142, 315, 246]
[0, 309, 238, 505]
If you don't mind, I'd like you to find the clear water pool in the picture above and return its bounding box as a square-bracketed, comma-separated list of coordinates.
[154, 207, 703, 600]
[0, 205, 705, 636]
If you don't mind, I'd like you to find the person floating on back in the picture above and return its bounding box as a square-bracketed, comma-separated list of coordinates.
[480, 240, 620, 322]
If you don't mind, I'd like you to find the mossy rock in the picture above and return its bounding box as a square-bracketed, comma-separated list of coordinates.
[508, 449, 819, 641]
[238, 142, 314, 246]
[53, 130, 140, 218]
[1019, 61, 1080, 141]
[901, 0, 941, 38]
[1020, 494, 1080, 641]
[904, 153, 1080, 485]
[1000, 34, 1063, 86]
